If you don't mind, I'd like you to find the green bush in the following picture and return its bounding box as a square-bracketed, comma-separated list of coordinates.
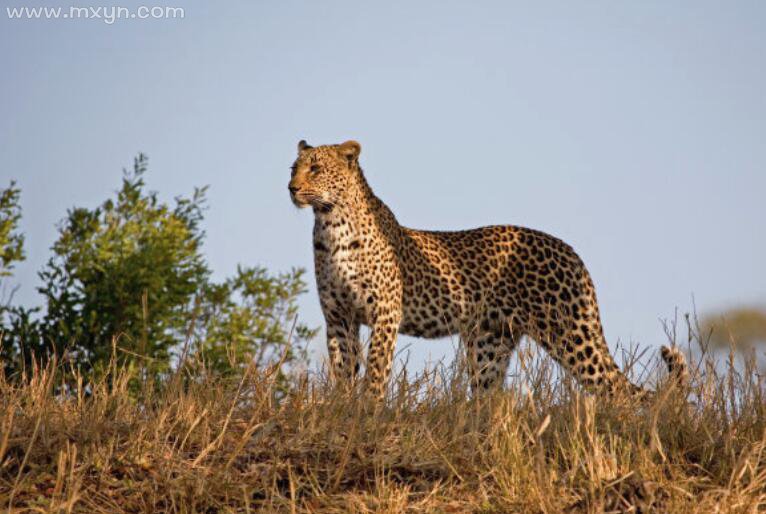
[0, 155, 315, 383]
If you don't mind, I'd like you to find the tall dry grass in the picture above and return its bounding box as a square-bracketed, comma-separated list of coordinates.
[1, 329, 766, 513]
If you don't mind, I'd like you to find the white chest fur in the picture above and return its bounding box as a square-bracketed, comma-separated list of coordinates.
[313, 211, 367, 313]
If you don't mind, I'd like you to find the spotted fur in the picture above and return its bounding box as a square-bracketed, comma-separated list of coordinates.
[288, 140, 687, 398]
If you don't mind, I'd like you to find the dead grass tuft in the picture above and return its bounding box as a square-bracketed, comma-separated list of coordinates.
[2, 335, 766, 513]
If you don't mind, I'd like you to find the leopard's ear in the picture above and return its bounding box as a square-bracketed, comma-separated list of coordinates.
[298, 140, 313, 153]
[338, 140, 361, 165]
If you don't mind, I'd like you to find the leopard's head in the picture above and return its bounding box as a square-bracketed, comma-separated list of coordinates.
[288, 140, 361, 210]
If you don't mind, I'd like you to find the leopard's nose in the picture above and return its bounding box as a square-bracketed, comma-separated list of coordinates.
[288, 185, 299, 195]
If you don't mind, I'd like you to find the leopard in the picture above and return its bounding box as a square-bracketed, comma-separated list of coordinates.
[288, 139, 687, 399]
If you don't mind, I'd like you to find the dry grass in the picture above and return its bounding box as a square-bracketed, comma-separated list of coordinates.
[2, 335, 766, 513]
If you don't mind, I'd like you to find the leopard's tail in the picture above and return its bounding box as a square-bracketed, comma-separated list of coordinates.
[659, 345, 689, 390]
[614, 345, 688, 398]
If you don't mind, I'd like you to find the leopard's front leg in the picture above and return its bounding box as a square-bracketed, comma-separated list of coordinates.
[364, 307, 402, 400]
[325, 317, 361, 386]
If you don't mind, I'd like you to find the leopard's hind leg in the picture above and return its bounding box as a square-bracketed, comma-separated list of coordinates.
[464, 315, 521, 394]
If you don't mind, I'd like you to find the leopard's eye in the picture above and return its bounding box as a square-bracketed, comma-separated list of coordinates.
[310, 164, 321, 173]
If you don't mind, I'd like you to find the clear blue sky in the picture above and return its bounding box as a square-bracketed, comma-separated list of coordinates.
[2, 1, 765, 371]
